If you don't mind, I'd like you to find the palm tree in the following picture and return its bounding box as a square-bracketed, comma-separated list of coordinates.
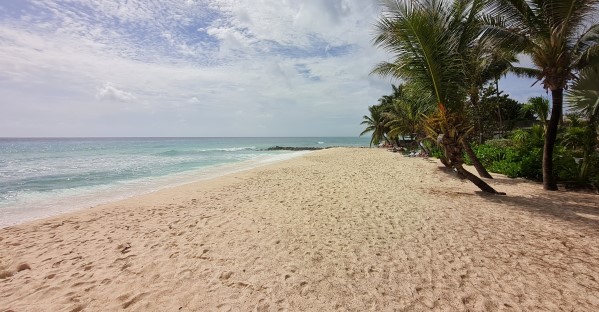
[424, 105, 505, 193]
[361, 85, 406, 147]
[374, 0, 497, 179]
[461, 45, 517, 179]
[360, 104, 391, 147]
[379, 84, 405, 108]
[483, 0, 599, 190]
[466, 48, 517, 145]
[522, 96, 550, 129]
[372, 0, 504, 194]
[378, 84, 406, 145]
[566, 66, 599, 181]
[383, 84, 434, 148]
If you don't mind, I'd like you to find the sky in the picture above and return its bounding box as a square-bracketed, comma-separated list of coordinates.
[0, 0, 546, 137]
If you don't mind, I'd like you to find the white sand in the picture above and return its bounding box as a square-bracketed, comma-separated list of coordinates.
[1, 148, 598, 311]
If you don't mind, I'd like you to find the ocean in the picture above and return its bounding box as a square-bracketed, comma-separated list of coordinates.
[0, 137, 369, 227]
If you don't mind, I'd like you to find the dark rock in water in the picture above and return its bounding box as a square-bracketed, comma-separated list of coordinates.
[263, 146, 330, 151]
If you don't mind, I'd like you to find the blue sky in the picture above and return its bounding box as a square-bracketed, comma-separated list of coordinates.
[0, 0, 546, 137]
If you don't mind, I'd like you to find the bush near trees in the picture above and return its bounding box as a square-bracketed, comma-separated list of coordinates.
[364, 0, 599, 193]
[363, 84, 599, 191]
[464, 113, 598, 191]
[466, 83, 536, 143]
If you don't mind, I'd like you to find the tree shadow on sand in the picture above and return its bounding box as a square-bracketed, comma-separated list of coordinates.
[477, 191, 599, 232]
[435, 165, 599, 231]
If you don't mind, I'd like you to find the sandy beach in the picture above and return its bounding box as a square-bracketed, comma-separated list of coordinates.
[1, 147, 598, 311]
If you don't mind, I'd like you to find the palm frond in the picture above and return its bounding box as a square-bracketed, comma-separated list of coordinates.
[485, 0, 547, 35]
[572, 24, 599, 69]
[482, 0, 599, 91]
[373, 0, 470, 111]
[542, 0, 598, 40]
[509, 66, 543, 79]
[480, 22, 535, 54]
[566, 66, 599, 122]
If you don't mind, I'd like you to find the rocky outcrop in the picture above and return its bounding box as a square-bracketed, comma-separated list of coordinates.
[263, 146, 331, 151]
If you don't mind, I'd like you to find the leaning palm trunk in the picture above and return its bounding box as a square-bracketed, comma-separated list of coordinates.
[466, 92, 493, 178]
[425, 105, 504, 194]
[462, 141, 493, 179]
[440, 132, 502, 193]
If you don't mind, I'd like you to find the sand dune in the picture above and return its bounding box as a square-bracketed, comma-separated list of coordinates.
[1, 148, 598, 311]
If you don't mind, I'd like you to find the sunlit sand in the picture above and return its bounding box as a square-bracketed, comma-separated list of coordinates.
[1, 148, 598, 311]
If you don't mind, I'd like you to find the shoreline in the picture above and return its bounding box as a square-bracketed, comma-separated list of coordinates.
[1, 147, 598, 311]
[0, 150, 312, 229]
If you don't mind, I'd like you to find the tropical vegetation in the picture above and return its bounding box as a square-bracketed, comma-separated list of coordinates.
[361, 0, 599, 194]
[483, 0, 599, 190]
[370, 0, 503, 193]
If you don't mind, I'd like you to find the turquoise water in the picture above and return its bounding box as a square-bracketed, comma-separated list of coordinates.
[0, 137, 369, 226]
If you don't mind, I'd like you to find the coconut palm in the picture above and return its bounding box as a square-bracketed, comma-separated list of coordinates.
[383, 84, 435, 147]
[361, 85, 406, 147]
[424, 105, 505, 193]
[379, 84, 405, 108]
[373, 0, 497, 179]
[360, 104, 391, 147]
[373, 0, 466, 111]
[466, 48, 518, 145]
[522, 96, 550, 129]
[483, 0, 599, 190]
[372, 0, 503, 194]
[462, 47, 518, 178]
[452, 6, 519, 179]
[378, 84, 406, 145]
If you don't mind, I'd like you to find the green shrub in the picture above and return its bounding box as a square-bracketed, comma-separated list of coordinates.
[590, 173, 599, 192]
[489, 160, 521, 178]
[553, 147, 580, 182]
[471, 144, 508, 167]
[485, 139, 514, 148]
[460, 133, 596, 186]
[587, 153, 599, 185]
[512, 125, 545, 149]
[427, 142, 444, 159]
[518, 148, 542, 181]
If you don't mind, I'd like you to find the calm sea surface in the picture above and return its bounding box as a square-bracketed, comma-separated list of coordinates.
[0, 137, 369, 227]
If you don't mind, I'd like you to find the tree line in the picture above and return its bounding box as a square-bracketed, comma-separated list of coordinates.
[361, 0, 599, 194]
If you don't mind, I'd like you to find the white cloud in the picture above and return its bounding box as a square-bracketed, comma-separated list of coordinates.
[96, 82, 136, 102]
[0, 0, 475, 137]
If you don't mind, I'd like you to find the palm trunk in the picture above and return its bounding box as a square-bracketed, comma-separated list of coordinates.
[444, 141, 503, 194]
[439, 155, 451, 167]
[543, 89, 562, 191]
[454, 164, 504, 194]
[419, 139, 431, 155]
[383, 135, 391, 146]
[462, 141, 493, 179]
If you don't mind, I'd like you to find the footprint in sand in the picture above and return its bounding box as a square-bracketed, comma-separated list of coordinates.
[219, 271, 234, 280]
[69, 304, 86, 312]
[299, 281, 310, 296]
[45, 273, 56, 279]
[16, 263, 31, 272]
[119, 292, 148, 309]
